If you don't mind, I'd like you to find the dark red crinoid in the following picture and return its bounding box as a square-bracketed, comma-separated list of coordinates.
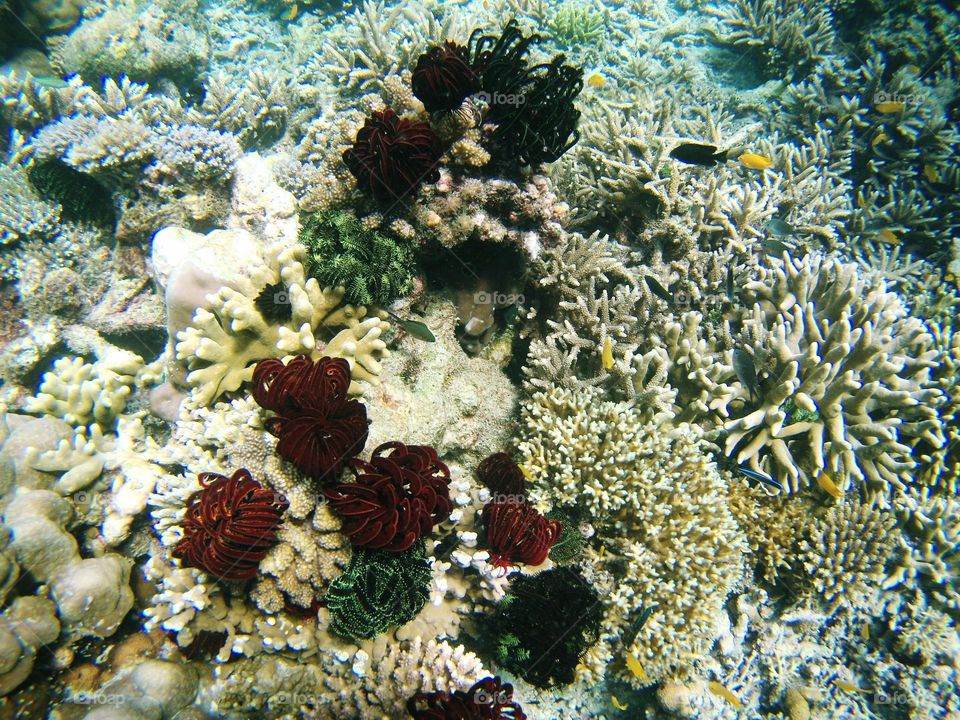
[173, 469, 288, 582]
[412, 41, 480, 113]
[324, 441, 453, 552]
[342, 107, 442, 202]
[476, 452, 526, 498]
[252, 355, 369, 482]
[482, 500, 562, 572]
[407, 676, 526, 720]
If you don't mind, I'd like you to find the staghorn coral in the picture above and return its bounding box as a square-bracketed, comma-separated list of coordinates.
[725, 252, 945, 494]
[519, 385, 746, 682]
[174, 241, 390, 405]
[796, 496, 898, 615]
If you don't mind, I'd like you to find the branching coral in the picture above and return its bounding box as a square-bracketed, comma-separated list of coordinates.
[174, 241, 390, 405]
[342, 107, 442, 202]
[299, 209, 416, 306]
[325, 541, 432, 640]
[252, 355, 370, 481]
[173, 469, 289, 582]
[325, 442, 453, 552]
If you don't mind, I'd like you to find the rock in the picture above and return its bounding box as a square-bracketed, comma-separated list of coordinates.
[150, 226, 263, 292]
[227, 154, 299, 245]
[0, 415, 75, 492]
[50, 555, 135, 637]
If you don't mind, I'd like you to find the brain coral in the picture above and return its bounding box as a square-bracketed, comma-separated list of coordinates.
[518, 384, 746, 682]
[175, 242, 390, 405]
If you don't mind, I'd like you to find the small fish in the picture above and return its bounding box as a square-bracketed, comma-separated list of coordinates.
[834, 679, 870, 694]
[708, 681, 743, 709]
[860, 623, 870, 640]
[903, 64, 921, 75]
[283, 2, 299, 20]
[875, 100, 905, 113]
[816, 469, 844, 498]
[31, 75, 69, 89]
[725, 265, 734, 302]
[626, 606, 655, 644]
[871, 132, 889, 146]
[732, 349, 759, 399]
[625, 654, 649, 682]
[736, 465, 783, 491]
[765, 218, 797, 236]
[518, 463, 533, 481]
[601, 337, 614, 370]
[670, 142, 729, 167]
[586, 72, 606, 88]
[611, 695, 628, 711]
[760, 236, 791, 255]
[923, 164, 940, 183]
[739, 152, 772, 170]
[861, 217, 889, 232]
[385, 310, 436, 342]
[876, 228, 899, 245]
[644, 275, 673, 303]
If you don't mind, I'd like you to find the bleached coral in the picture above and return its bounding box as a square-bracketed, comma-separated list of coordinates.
[174, 241, 390, 405]
[519, 384, 746, 682]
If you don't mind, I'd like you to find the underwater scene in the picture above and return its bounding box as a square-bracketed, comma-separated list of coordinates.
[0, 0, 958, 717]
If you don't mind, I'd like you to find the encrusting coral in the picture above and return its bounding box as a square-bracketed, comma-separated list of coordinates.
[175, 241, 390, 405]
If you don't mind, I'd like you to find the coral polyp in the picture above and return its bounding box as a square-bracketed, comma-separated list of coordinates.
[173, 469, 288, 582]
[324, 441, 453, 551]
[342, 108, 443, 202]
[252, 355, 369, 481]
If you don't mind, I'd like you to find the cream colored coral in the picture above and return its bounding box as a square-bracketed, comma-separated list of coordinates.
[175, 242, 390, 405]
[24, 353, 141, 429]
[519, 385, 746, 682]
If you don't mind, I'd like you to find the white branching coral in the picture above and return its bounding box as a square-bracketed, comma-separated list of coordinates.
[519, 385, 746, 682]
[696, 252, 946, 495]
[175, 242, 390, 405]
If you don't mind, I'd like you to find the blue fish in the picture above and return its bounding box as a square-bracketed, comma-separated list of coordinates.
[736, 464, 782, 491]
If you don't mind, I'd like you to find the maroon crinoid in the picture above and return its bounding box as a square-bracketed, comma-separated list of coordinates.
[407, 676, 526, 720]
[476, 452, 526, 499]
[342, 107, 442, 202]
[324, 441, 453, 552]
[252, 355, 369, 482]
[412, 41, 479, 112]
[482, 500, 562, 572]
[173, 469, 288, 582]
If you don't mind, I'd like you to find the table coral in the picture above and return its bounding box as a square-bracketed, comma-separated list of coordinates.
[174, 241, 390, 405]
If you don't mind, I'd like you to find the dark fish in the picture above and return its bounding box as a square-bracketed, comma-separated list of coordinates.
[732, 348, 759, 399]
[765, 218, 797, 236]
[725, 265, 735, 302]
[669, 142, 729, 167]
[644, 275, 673, 303]
[760, 236, 791, 255]
[386, 311, 436, 342]
[736, 464, 783, 491]
[626, 606, 655, 644]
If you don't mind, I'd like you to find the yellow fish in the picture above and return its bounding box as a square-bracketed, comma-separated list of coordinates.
[835, 679, 870, 694]
[871, 132, 888, 146]
[876, 228, 899, 245]
[708, 681, 743, 709]
[739, 152, 773, 170]
[875, 101, 905, 113]
[903, 64, 921, 75]
[518, 463, 533, 481]
[923, 164, 940, 183]
[283, 3, 299, 20]
[816, 469, 844, 499]
[625, 654, 649, 682]
[601, 337, 614, 370]
[586, 72, 606, 88]
[611, 695, 628, 710]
